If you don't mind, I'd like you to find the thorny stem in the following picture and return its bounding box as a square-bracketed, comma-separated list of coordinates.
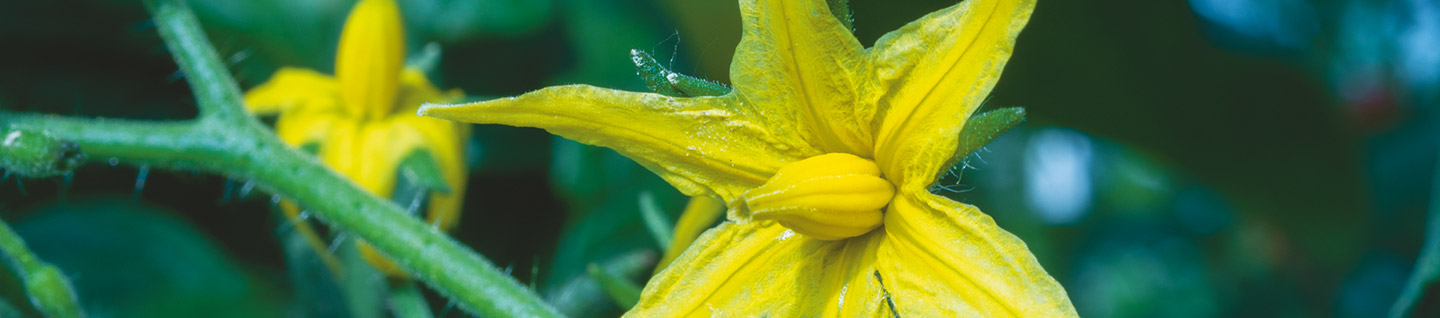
[0, 0, 563, 316]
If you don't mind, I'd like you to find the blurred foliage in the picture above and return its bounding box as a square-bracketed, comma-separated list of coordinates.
[0, 0, 1435, 317]
[7, 198, 283, 317]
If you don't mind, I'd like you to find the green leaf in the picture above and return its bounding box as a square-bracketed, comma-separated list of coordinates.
[16, 198, 284, 317]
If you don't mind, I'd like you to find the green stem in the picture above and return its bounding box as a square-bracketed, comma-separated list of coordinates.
[1392, 150, 1440, 317]
[0, 0, 565, 316]
[0, 217, 81, 318]
[144, 0, 246, 122]
[0, 115, 559, 317]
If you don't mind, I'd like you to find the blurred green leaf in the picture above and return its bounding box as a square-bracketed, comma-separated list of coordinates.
[586, 263, 640, 308]
[543, 144, 680, 317]
[1392, 154, 1440, 317]
[277, 208, 350, 317]
[548, 250, 654, 316]
[637, 191, 673, 248]
[339, 238, 385, 318]
[14, 197, 284, 318]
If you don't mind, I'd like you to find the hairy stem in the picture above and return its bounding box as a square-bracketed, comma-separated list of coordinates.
[145, 0, 246, 122]
[0, 0, 564, 316]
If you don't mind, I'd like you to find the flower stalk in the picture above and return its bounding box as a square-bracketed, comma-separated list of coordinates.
[0, 0, 561, 316]
[0, 216, 81, 318]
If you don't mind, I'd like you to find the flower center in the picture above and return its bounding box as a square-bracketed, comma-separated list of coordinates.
[738, 153, 895, 240]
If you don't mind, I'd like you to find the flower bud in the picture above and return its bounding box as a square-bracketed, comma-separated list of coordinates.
[740, 153, 893, 240]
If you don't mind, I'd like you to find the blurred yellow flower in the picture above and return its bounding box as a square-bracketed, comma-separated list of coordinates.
[423, 0, 1075, 315]
[244, 0, 468, 276]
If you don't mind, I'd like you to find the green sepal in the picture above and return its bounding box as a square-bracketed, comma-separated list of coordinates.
[0, 216, 81, 318]
[388, 281, 435, 318]
[586, 263, 641, 309]
[637, 191, 674, 248]
[955, 107, 1026, 160]
[405, 43, 443, 76]
[547, 250, 653, 315]
[629, 49, 731, 97]
[826, 0, 853, 31]
[0, 128, 84, 178]
[23, 265, 79, 318]
[398, 149, 451, 195]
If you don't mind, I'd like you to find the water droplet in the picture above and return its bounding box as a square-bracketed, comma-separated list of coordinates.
[107, 157, 119, 166]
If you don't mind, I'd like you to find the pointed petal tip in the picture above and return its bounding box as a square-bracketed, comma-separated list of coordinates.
[416, 102, 454, 117]
[416, 103, 438, 116]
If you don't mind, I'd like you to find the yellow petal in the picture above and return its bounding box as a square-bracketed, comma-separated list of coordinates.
[390, 68, 468, 230]
[420, 85, 817, 202]
[875, 189, 1076, 317]
[344, 120, 424, 277]
[243, 67, 341, 115]
[315, 119, 363, 189]
[869, 0, 1035, 187]
[395, 68, 465, 115]
[320, 117, 464, 277]
[358, 241, 406, 277]
[655, 196, 725, 272]
[336, 0, 406, 120]
[730, 0, 875, 156]
[272, 110, 347, 147]
[628, 220, 887, 317]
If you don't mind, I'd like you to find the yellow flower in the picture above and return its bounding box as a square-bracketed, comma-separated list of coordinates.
[422, 0, 1075, 315]
[244, 0, 468, 276]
